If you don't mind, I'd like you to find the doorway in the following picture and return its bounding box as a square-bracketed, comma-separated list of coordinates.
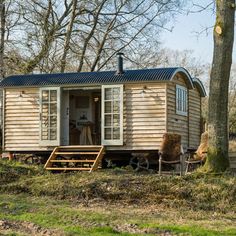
[68, 89, 101, 145]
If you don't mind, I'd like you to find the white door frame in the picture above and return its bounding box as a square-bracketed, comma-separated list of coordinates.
[101, 84, 123, 146]
[39, 87, 61, 146]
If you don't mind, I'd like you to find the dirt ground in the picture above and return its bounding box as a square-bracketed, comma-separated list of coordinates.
[0, 219, 180, 236]
[0, 219, 64, 236]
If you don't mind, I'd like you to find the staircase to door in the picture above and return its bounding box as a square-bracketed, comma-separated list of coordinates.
[44, 145, 105, 172]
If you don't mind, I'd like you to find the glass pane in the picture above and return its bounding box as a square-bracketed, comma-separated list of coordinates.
[113, 87, 120, 99]
[113, 101, 120, 113]
[42, 116, 49, 127]
[50, 129, 57, 140]
[105, 128, 112, 139]
[42, 104, 49, 115]
[105, 101, 112, 113]
[50, 104, 57, 115]
[105, 88, 112, 100]
[42, 128, 49, 140]
[113, 128, 120, 140]
[42, 91, 49, 102]
[50, 90, 57, 102]
[105, 114, 112, 126]
[113, 114, 120, 127]
[50, 116, 57, 128]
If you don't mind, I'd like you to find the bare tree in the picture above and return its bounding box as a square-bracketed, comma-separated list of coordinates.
[20, 0, 74, 74]
[60, 0, 78, 73]
[1, 0, 185, 74]
[65, 0, 184, 72]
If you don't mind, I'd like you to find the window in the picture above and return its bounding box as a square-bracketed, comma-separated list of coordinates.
[101, 85, 123, 145]
[176, 85, 188, 116]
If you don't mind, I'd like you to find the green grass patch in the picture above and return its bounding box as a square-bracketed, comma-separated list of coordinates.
[0, 160, 236, 235]
[0, 193, 236, 235]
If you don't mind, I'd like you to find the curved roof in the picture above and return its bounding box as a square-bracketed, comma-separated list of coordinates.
[170, 67, 194, 89]
[0, 67, 195, 88]
[192, 77, 207, 97]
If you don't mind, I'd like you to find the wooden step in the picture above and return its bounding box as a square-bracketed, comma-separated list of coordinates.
[58, 145, 103, 150]
[50, 159, 96, 163]
[55, 152, 99, 155]
[44, 145, 105, 172]
[90, 146, 105, 172]
[45, 167, 92, 171]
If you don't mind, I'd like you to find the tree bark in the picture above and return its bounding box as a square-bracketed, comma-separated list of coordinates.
[0, 0, 5, 79]
[205, 0, 235, 172]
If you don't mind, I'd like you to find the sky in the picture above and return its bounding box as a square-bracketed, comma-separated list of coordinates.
[161, 1, 236, 65]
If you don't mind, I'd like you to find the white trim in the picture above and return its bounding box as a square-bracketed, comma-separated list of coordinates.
[176, 84, 188, 116]
[101, 84, 123, 146]
[39, 87, 61, 146]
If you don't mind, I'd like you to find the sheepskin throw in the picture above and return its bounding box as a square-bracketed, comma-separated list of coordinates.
[160, 133, 182, 161]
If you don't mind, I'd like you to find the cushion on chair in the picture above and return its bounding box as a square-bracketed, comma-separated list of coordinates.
[160, 133, 182, 161]
[194, 131, 208, 161]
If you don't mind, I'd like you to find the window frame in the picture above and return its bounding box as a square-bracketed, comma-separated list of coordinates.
[176, 84, 188, 116]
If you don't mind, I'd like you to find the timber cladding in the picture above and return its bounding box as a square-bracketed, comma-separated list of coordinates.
[118, 83, 166, 150]
[4, 88, 42, 151]
[2, 76, 203, 153]
[229, 152, 236, 169]
[189, 88, 201, 148]
[166, 76, 188, 149]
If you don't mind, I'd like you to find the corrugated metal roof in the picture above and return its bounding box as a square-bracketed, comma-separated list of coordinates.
[0, 67, 192, 88]
[192, 77, 207, 97]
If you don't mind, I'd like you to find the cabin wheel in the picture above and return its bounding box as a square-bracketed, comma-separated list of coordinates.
[24, 155, 42, 165]
[137, 156, 149, 170]
[129, 156, 139, 171]
[130, 154, 149, 171]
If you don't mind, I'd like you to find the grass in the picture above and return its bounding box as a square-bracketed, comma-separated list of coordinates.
[0, 193, 236, 236]
[0, 160, 236, 235]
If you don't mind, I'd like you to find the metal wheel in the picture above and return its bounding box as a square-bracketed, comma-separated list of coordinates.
[24, 155, 42, 165]
[130, 154, 150, 171]
[129, 156, 139, 171]
[137, 156, 149, 171]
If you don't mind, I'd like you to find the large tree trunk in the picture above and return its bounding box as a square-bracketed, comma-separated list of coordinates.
[205, 0, 235, 172]
[0, 0, 5, 79]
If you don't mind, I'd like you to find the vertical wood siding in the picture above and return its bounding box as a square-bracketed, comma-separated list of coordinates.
[4, 88, 43, 151]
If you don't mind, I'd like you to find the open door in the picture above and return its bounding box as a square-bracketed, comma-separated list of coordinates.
[39, 87, 61, 146]
[101, 85, 123, 145]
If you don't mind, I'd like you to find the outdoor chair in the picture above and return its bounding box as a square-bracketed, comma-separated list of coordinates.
[158, 133, 184, 176]
[185, 131, 208, 173]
